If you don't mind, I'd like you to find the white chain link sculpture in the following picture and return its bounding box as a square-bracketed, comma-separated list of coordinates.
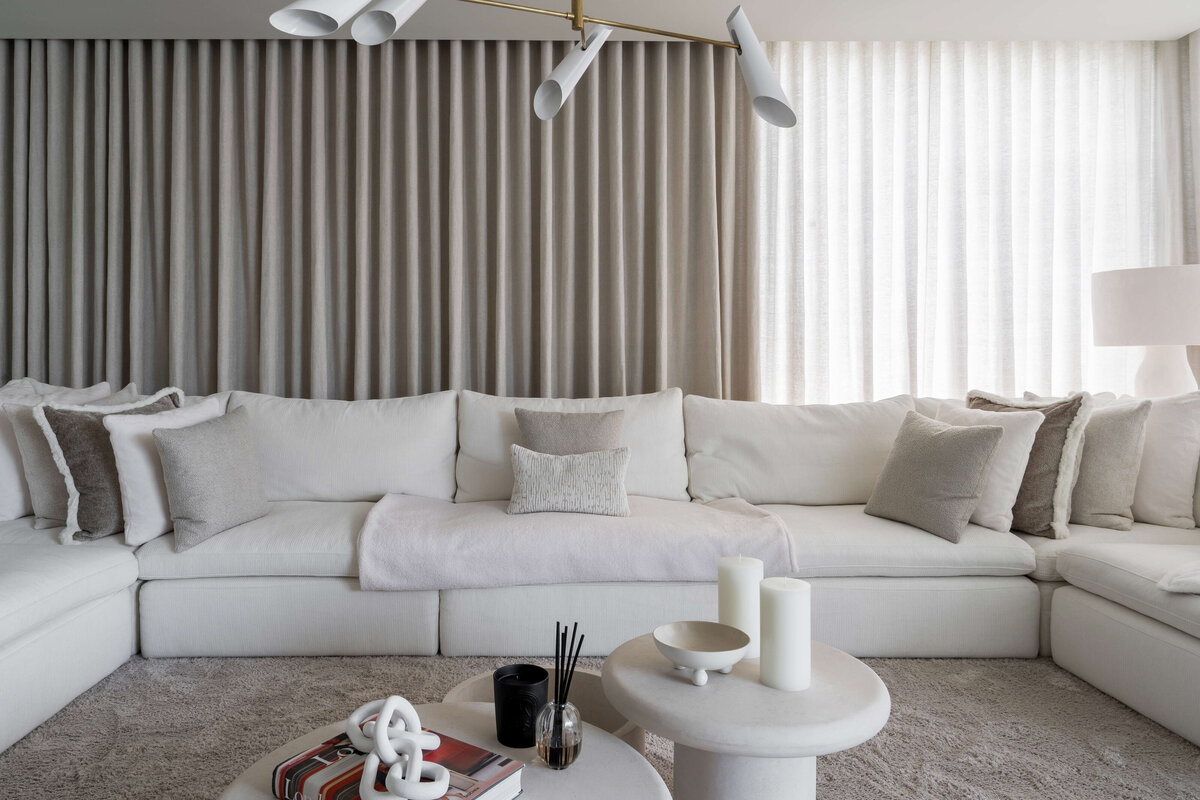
[346, 696, 451, 800]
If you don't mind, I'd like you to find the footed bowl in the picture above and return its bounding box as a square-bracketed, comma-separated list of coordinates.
[652, 621, 750, 686]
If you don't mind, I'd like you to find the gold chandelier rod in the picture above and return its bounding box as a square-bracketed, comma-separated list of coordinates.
[455, 0, 740, 50]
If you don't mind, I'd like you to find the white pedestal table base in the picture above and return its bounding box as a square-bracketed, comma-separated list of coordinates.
[674, 743, 816, 800]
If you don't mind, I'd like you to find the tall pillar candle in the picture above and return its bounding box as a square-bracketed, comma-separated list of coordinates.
[717, 556, 763, 658]
[759, 577, 811, 691]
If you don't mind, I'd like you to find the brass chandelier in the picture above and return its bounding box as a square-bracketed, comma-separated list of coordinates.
[268, 0, 796, 127]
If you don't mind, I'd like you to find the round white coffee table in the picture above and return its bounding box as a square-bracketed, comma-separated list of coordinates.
[602, 635, 890, 800]
[219, 701, 669, 800]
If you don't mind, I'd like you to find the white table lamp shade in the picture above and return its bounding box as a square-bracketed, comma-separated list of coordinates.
[1092, 265, 1200, 346]
[1092, 265, 1200, 397]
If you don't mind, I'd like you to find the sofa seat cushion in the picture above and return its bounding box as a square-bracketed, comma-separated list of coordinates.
[0, 516, 136, 550]
[1057, 543, 1200, 639]
[762, 504, 1036, 577]
[136, 500, 373, 579]
[0, 543, 138, 647]
[1022, 524, 1200, 582]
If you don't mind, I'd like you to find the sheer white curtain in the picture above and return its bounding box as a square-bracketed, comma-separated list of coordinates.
[755, 41, 1182, 404]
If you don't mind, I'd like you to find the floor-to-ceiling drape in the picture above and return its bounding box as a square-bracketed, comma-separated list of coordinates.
[0, 39, 759, 400]
[3, 35, 1200, 403]
[756, 38, 1199, 404]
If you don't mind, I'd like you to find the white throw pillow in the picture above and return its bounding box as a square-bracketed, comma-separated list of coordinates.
[1130, 392, 1200, 529]
[456, 389, 688, 503]
[684, 394, 915, 505]
[1158, 559, 1200, 594]
[226, 390, 459, 502]
[0, 380, 111, 520]
[103, 397, 224, 545]
[935, 405, 1043, 532]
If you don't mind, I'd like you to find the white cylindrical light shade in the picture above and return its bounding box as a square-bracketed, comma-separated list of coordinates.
[270, 0, 371, 37]
[718, 556, 764, 659]
[726, 6, 796, 128]
[1092, 265, 1200, 345]
[759, 577, 811, 691]
[533, 25, 613, 121]
[351, 0, 427, 45]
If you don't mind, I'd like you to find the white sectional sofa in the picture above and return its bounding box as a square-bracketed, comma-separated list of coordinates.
[2, 385, 1198, 755]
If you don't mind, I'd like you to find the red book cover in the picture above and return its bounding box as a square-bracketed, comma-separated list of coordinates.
[271, 726, 523, 800]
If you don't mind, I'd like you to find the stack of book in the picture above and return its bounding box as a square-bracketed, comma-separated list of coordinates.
[272, 727, 523, 800]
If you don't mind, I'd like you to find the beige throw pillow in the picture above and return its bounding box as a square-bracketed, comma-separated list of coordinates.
[515, 408, 624, 455]
[966, 391, 1093, 539]
[865, 412, 1003, 543]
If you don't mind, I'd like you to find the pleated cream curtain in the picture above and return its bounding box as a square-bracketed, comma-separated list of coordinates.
[756, 39, 1195, 404]
[0, 39, 760, 400]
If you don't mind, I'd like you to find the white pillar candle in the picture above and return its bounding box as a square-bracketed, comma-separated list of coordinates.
[717, 556, 763, 659]
[759, 577, 811, 691]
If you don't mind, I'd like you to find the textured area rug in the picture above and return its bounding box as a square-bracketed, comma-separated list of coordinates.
[0, 656, 1197, 799]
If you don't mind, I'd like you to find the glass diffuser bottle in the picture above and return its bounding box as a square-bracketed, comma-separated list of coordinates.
[535, 699, 581, 770]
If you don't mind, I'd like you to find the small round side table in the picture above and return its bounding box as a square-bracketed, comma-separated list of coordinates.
[601, 635, 890, 800]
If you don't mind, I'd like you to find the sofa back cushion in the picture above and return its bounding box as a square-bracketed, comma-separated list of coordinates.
[684, 394, 915, 504]
[455, 388, 688, 502]
[227, 391, 458, 502]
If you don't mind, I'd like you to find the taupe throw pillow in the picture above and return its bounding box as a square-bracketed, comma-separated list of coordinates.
[515, 408, 624, 455]
[154, 408, 269, 553]
[864, 412, 1003, 543]
[967, 390, 1093, 539]
[507, 444, 631, 516]
[37, 388, 183, 543]
[1025, 392, 1151, 531]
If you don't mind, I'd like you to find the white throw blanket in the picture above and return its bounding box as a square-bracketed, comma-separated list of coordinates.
[358, 494, 794, 591]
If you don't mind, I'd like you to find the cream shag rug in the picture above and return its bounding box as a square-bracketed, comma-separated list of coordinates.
[0, 656, 1197, 799]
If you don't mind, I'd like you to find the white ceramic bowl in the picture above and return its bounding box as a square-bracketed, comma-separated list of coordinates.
[652, 621, 751, 686]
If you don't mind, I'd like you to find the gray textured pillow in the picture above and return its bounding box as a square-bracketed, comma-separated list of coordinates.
[37, 388, 183, 542]
[865, 412, 1003, 543]
[967, 391, 1092, 539]
[153, 407, 269, 552]
[5, 383, 140, 530]
[1025, 393, 1151, 531]
[515, 408, 624, 456]
[507, 444, 631, 516]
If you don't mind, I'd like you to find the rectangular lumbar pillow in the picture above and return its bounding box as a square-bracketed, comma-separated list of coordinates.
[457, 389, 688, 503]
[515, 408, 624, 455]
[35, 387, 183, 543]
[865, 412, 1003, 542]
[684, 394, 915, 505]
[507, 444, 631, 516]
[225, 390, 458, 503]
[0, 380, 111, 520]
[935, 405, 1043, 532]
[5, 383, 140, 529]
[1025, 392, 1151, 531]
[103, 397, 225, 546]
[966, 390, 1092, 539]
[154, 407, 270, 552]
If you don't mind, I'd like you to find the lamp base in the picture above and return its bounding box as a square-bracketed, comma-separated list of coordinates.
[1135, 346, 1198, 398]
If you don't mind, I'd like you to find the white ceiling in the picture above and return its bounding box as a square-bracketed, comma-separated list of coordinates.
[0, 0, 1197, 42]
